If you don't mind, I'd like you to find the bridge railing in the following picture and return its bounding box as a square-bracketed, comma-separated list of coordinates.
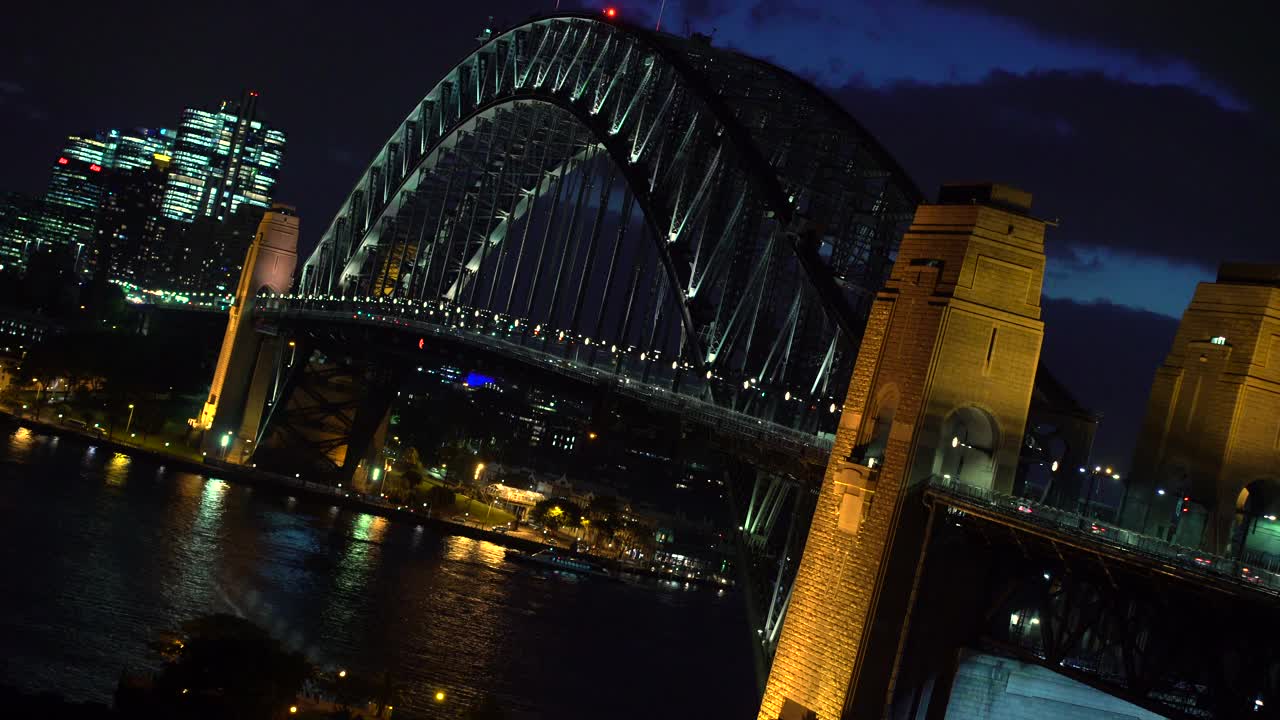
[257, 297, 834, 462]
[927, 475, 1280, 595]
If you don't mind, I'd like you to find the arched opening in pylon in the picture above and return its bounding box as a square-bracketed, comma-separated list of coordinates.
[860, 385, 899, 468]
[1234, 478, 1280, 560]
[933, 406, 1000, 490]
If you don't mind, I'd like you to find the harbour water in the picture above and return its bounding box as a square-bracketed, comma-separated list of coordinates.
[0, 421, 756, 718]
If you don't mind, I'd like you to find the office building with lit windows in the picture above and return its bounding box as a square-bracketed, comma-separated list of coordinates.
[161, 91, 285, 225]
[0, 191, 42, 271]
[94, 154, 173, 287]
[36, 128, 175, 276]
[16, 93, 284, 287]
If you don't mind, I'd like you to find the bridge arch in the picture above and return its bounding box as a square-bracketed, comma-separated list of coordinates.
[294, 12, 920, 436]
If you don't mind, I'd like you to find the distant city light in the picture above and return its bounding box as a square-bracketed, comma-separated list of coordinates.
[464, 372, 495, 387]
[57, 157, 69, 165]
[603, 7, 618, 18]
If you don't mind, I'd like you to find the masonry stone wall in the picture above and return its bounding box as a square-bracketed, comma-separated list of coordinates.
[1125, 278, 1280, 550]
[759, 191, 1046, 720]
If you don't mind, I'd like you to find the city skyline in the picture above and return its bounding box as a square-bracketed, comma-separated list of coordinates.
[0, 1, 1272, 465]
[0, 6, 1276, 718]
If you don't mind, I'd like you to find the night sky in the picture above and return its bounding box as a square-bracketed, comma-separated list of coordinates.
[3, 1, 1275, 468]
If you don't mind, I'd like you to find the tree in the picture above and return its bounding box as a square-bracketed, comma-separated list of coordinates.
[150, 614, 312, 720]
[531, 498, 582, 531]
[412, 484, 456, 514]
[396, 446, 421, 470]
[583, 495, 620, 544]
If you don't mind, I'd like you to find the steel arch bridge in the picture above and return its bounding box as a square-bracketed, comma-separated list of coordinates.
[290, 11, 921, 447]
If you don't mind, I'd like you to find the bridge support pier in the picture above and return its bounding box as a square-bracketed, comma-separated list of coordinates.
[759, 185, 1048, 720]
[251, 343, 401, 487]
[196, 205, 299, 454]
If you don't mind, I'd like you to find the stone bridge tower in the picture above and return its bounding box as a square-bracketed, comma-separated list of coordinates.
[759, 184, 1048, 720]
[196, 204, 298, 455]
[1123, 264, 1280, 554]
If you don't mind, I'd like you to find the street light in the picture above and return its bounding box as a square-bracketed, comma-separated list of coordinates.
[125, 403, 136, 437]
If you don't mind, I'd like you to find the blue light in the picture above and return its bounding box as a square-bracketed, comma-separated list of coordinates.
[464, 372, 495, 387]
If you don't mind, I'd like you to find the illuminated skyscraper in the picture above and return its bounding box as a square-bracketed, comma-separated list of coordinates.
[38, 128, 175, 275]
[0, 191, 42, 271]
[94, 154, 173, 286]
[161, 91, 286, 224]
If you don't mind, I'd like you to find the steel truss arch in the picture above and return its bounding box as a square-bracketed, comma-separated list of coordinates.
[296, 11, 921, 439]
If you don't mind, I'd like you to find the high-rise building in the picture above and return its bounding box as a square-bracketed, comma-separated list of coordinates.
[94, 154, 173, 287]
[36, 128, 175, 276]
[0, 191, 42, 271]
[16, 92, 284, 288]
[177, 203, 267, 293]
[161, 91, 285, 225]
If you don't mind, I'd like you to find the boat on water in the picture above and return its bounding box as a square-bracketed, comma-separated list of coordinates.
[505, 548, 618, 580]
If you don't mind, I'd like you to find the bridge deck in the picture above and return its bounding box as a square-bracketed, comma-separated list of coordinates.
[926, 476, 1280, 599]
[258, 297, 834, 464]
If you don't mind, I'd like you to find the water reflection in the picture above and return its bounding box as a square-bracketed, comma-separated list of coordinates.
[104, 453, 131, 487]
[0, 425, 755, 719]
[443, 535, 506, 570]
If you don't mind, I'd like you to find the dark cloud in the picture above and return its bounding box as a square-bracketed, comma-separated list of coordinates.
[828, 69, 1278, 268]
[1040, 298, 1178, 470]
[747, 0, 841, 27]
[925, 0, 1278, 118]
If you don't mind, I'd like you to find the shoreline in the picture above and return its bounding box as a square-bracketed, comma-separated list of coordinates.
[0, 411, 548, 554]
[0, 411, 729, 588]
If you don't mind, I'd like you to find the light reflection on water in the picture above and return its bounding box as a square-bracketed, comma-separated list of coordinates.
[0, 423, 754, 719]
[105, 453, 131, 486]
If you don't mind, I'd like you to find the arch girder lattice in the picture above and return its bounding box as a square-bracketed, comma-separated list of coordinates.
[293, 13, 921, 446]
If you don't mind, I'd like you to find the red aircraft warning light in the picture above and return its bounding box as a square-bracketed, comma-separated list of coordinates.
[603, 7, 618, 18]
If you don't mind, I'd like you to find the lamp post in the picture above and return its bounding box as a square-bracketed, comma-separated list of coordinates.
[125, 404, 136, 438]
[32, 379, 44, 420]
[1080, 465, 1121, 519]
[949, 429, 993, 486]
